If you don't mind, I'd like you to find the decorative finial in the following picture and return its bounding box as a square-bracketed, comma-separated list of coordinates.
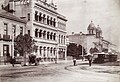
[97, 25, 99, 27]
[91, 20, 93, 23]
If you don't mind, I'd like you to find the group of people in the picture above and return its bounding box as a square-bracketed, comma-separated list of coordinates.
[73, 54, 93, 66]
[9, 54, 93, 67]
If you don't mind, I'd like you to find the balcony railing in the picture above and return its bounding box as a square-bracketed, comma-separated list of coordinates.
[3, 35, 11, 41]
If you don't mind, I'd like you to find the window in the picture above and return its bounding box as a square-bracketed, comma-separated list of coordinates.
[39, 13, 42, 22]
[13, 25, 16, 37]
[50, 48, 53, 53]
[4, 23, 8, 35]
[43, 14, 46, 23]
[28, 13, 30, 21]
[39, 30, 42, 37]
[50, 17, 53, 26]
[39, 46, 42, 55]
[43, 31, 46, 39]
[35, 29, 38, 37]
[28, 30, 30, 35]
[53, 18, 56, 27]
[59, 35, 60, 43]
[47, 32, 49, 39]
[53, 48, 56, 55]
[50, 32, 53, 40]
[35, 11, 38, 21]
[64, 36, 65, 44]
[20, 27, 23, 35]
[47, 16, 49, 25]
[53, 33, 56, 40]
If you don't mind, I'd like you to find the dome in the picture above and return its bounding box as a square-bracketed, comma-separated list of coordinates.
[87, 21, 96, 30]
[96, 25, 102, 32]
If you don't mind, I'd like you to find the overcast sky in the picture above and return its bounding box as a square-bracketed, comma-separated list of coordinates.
[55, 0, 120, 51]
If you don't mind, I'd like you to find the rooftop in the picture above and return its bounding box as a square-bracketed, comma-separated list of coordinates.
[0, 9, 27, 23]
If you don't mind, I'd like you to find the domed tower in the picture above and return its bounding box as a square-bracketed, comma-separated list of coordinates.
[96, 25, 102, 38]
[87, 21, 96, 35]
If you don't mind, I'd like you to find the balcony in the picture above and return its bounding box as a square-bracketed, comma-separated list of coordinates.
[3, 35, 11, 41]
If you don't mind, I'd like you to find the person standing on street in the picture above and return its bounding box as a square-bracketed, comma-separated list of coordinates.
[88, 55, 92, 66]
[73, 58, 76, 66]
[10, 56, 16, 67]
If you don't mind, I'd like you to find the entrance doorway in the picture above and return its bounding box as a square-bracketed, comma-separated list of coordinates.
[3, 45, 10, 64]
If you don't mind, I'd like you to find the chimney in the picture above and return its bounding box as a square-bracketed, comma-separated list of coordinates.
[9, 1, 15, 14]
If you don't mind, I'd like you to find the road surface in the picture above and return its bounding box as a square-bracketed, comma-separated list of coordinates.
[0, 61, 120, 82]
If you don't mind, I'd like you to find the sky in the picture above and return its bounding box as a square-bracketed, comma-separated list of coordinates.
[54, 0, 120, 51]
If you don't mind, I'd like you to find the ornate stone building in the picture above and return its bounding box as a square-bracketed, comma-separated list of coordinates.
[12, 0, 67, 62]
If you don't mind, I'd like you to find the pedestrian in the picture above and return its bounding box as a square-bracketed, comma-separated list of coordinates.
[10, 56, 16, 67]
[88, 55, 92, 66]
[73, 58, 76, 66]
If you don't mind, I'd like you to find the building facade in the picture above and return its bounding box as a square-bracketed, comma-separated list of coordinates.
[0, 10, 26, 63]
[67, 21, 116, 54]
[11, 0, 67, 62]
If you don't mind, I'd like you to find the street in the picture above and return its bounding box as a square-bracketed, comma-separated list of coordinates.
[0, 61, 120, 82]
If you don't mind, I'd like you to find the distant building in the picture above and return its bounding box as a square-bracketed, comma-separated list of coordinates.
[0, 9, 26, 63]
[67, 21, 116, 54]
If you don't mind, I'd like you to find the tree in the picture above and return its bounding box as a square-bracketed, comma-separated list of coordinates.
[67, 43, 86, 59]
[90, 47, 99, 54]
[14, 34, 34, 66]
[67, 43, 77, 57]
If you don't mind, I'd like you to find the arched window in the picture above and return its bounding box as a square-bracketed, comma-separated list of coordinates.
[43, 14, 46, 23]
[50, 47, 53, 53]
[53, 33, 56, 40]
[39, 12, 42, 22]
[47, 16, 49, 25]
[43, 47, 46, 57]
[35, 29, 38, 37]
[59, 35, 60, 43]
[50, 32, 53, 40]
[43, 31, 46, 39]
[50, 17, 53, 26]
[53, 18, 56, 27]
[35, 11, 38, 21]
[64, 36, 66, 44]
[47, 32, 50, 39]
[53, 48, 56, 55]
[39, 30, 42, 38]
[39, 46, 42, 55]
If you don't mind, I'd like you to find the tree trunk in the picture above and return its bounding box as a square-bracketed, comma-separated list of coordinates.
[23, 52, 27, 66]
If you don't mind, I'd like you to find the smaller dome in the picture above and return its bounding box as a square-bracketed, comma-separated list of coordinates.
[96, 25, 102, 32]
[87, 21, 96, 30]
